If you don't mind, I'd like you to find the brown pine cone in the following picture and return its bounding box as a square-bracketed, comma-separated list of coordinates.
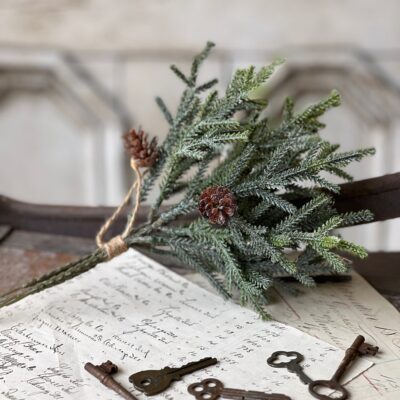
[198, 186, 236, 225]
[123, 128, 159, 168]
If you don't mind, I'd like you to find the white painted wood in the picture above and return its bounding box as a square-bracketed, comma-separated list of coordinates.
[0, 0, 399, 51]
[0, 49, 129, 206]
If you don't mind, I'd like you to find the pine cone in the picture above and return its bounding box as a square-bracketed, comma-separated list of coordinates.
[198, 186, 236, 225]
[123, 128, 159, 168]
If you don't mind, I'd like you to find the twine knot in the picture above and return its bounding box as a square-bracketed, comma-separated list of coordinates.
[96, 158, 142, 260]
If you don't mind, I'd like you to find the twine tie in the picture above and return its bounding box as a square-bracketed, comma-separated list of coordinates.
[95, 158, 142, 259]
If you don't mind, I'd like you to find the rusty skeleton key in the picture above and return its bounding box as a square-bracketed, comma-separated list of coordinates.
[130, 357, 218, 395]
[267, 351, 312, 384]
[85, 360, 138, 400]
[309, 335, 379, 400]
[188, 378, 291, 400]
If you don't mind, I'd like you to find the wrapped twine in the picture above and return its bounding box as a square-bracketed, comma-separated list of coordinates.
[0, 158, 142, 308]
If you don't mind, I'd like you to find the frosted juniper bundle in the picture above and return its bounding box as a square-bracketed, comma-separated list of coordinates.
[0, 42, 374, 318]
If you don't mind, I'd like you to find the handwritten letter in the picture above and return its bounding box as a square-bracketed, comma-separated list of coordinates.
[0, 249, 371, 399]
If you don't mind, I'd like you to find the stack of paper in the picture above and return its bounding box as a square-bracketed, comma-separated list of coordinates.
[0, 249, 373, 399]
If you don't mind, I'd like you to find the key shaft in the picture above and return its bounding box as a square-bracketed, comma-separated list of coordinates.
[287, 362, 312, 384]
[168, 357, 218, 379]
[222, 388, 290, 399]
[332, 335, 364, 382]
[309, 335, 379, 400]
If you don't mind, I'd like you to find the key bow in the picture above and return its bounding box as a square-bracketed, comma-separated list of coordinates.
[188, 378, 222, 400]
[267, 351, 304, 368]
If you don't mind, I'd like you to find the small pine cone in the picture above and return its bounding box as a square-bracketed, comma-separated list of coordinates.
[198, 186, 236, 225]
[123, 128, 159, 168]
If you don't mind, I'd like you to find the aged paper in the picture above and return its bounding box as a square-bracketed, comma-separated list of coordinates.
[190, 270, 400, 399]
[0, 249, 371, 399]
[269, 273, 400, 400]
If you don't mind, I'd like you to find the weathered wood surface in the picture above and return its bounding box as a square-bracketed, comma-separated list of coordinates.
[0, 229, 185, 295]
[335, 172, 400, 222]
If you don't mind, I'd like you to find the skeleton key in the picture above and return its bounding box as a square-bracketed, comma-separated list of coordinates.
[188, 378, 291, 400]
[309, 335, 379, 400]
[129, 357, 218, 395]
[85, 360, 138, 400]
[267, 351, 312, 384]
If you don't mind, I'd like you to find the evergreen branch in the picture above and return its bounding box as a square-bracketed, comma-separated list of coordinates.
[0, 42, 375, 320]
[155, 97, 174, 125]
[196, 79, 218, 93]
[291, 90, 341, 127]
[170, 240, 230, 299]
[254, 58, 285, 86]
[340, 210, 374, 227]
[273, 195, 332, 233]
[189, 41, 215, 87]
[170, 64, 190, 85]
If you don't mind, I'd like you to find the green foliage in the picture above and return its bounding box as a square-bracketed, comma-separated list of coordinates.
[0, 42, 374, 316]
[136, 42, 374, 318]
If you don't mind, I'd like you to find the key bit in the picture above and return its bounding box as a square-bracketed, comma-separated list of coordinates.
[358, 342, 379, 356]
[129, 357, 218, 395]
[85, 360, 138, 400]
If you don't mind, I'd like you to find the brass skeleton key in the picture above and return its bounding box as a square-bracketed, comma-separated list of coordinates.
[129, 357, 218, 395]
[188, 378, 291, 400]
[309, 335, 379, 400]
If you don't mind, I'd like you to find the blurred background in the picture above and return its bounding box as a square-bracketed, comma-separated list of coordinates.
[0, 0, 399, 251]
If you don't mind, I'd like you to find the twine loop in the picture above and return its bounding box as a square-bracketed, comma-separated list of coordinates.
[96, 158, 142, 259]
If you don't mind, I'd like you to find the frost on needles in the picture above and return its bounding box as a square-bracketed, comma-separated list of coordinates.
[0, 42, 375, 318]
[134, 42, 374, 318]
